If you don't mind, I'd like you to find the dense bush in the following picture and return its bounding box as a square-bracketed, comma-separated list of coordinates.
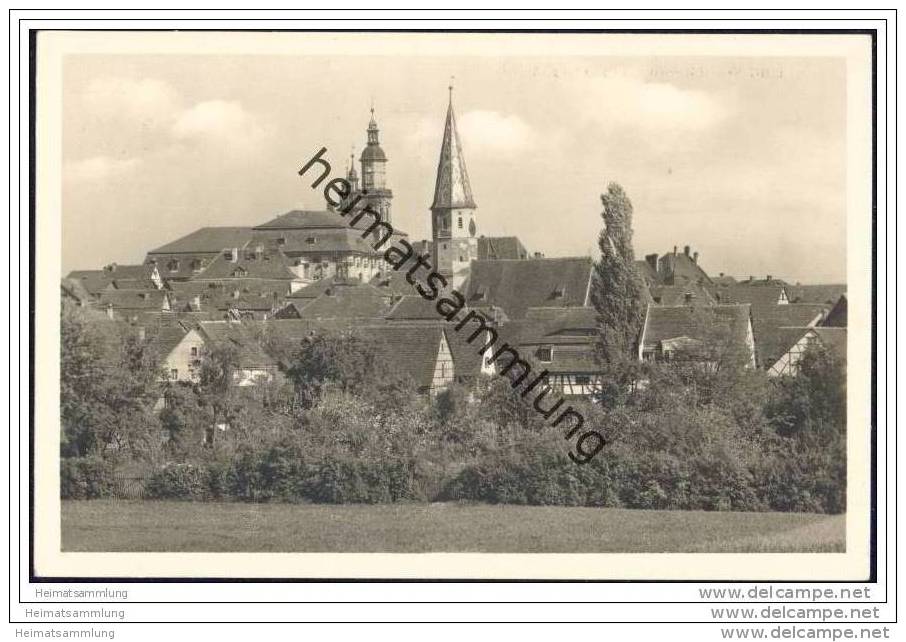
[61, 306, 847, 514]
[60, 456, 117, 499]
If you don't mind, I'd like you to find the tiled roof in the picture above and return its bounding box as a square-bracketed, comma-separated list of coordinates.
[196, 322, 275, 367]
[715, 285, 788, 306]
[649, 283, 717, 306]
[210, 292, 281, 312]
[641, 304, 752, 352]
[499, 307, 600, 374]
[362, 324, 486, 389]
[634, 260, 659, 284]
[290, 275, 389, 300]
[145, 325, 190, 360]
[759, 326, 847, 371]
[748, 303, 828, 367]
[253, 209, 409, 239]
[477, 236, 530, 261]
[657, 252, 713, 286]
[254, 228, 383, 255]
[98, 290, 169, 311]
[813, 327, 847, 362]
[61, 278, 95, 304]
[66, 264, 158, 295]
[822, 294, 847, 328]
[463, 257, 594, 319]
[787, 284, 848, 305]
[370, 269, 425, 298]
[193, 249, 299, 281]
[757, 326, 815, 370]
[147, 227, 255, 255]
[386, 295, 447, 321]
[293, 291, 391, 320]
[710, 275, 738, 286]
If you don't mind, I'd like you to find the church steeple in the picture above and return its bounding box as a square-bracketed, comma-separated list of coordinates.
[431, 84, 477, 210]
[430, 83, 478, 281]
[366, 106, 380, 146]
[357, 105, 392, 224]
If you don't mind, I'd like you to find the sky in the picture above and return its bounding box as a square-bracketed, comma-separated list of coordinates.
[61, 51, 847, 283]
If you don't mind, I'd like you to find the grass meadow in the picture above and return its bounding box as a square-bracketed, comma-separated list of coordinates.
[62, 500, 845, 553]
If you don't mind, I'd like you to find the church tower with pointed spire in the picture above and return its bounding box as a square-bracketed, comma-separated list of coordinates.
[358, 106, 393, 225]
[431, 85, 478, 280]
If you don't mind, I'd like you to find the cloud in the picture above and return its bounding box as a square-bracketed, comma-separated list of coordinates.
[82, 77, 182, 125]
[457, 110, 534, 154]
[172, 100, 270, 151]
[64, 156, 140, 183]
[573, 72, 728, 133]
[407, 109, 535, 158]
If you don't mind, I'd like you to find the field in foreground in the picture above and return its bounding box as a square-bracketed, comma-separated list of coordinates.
[62, 501, 845, 553]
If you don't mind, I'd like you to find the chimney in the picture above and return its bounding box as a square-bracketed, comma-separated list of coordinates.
[534, 251, 544, 258]
[693, 251, 699, 264]
[749, 275, 755, 283]
[229, 248, 239, 263]
[684, 245, 691, 257]
[106, 303, 114, 320]
[719, 272, 725, 278]
[645, 253, 658, 271]
[767, 275, 773, 282]
[673, 245, 678, 255]
[104, 262, 117, 273]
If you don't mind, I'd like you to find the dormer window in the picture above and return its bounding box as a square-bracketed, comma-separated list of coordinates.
[306, 236, 317, 245]
[551, 284, 566, 300]
[167, 259, 179, 272]
[277, 237, 286, 246]
[232, 267, 247, 278]
[191, 259, 203, 273]
[537, 346, 553, 363]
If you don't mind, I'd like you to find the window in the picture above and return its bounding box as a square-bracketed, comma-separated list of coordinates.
[458, 217, 463, 229]
[191, 259, 203, 272]
[306, 236, 317, 244]
[537, 347, 553, 363]
[190, 347, 198, 357]
[277, 237, 286, 246]
[167, 259, 179, 272]
[169, 369, 178, 380]
[551, 285, 566, 299]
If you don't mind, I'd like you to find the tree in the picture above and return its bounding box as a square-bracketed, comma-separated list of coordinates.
[60, 302, 162, 459]
[280, 329, 412, 409]
[590, 183, 647, 371]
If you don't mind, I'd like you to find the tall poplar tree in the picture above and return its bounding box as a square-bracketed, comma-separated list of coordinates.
[591, 183, 647, 367]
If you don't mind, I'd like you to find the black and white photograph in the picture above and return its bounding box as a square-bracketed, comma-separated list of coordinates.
[28, 27, 877, 583]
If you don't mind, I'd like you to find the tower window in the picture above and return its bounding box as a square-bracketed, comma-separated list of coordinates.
[458, 217, 463, 229]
